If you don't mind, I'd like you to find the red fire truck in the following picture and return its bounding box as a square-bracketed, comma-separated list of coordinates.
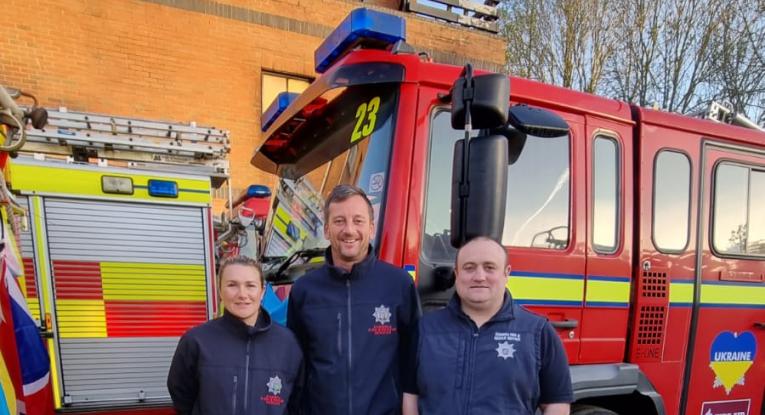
[254, 8, 765, 415]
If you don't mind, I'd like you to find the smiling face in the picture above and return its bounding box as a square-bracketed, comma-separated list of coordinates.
[454, 238, 510, 316]
[324, 194, 375, 271]
[220, 263, 264, 326]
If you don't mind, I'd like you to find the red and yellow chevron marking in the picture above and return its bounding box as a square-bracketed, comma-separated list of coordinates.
[51, 260, 207, 338]
[52, 260, 103, 299]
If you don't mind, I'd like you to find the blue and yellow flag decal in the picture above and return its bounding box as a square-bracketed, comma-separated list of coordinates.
[709, 331, 757, 395]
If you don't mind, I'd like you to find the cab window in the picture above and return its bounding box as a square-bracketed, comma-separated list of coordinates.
[421, 110, 571, 263]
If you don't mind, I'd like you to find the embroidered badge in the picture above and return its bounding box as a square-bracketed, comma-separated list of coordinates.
[260, 375, 285, 406]
[369, 304, 397, 336]
[496, 341, 516, 360]
[373, 305, 392, 324]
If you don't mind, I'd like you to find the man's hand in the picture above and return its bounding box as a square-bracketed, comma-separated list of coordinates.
[540, 403, 570, 415]
[402, 393, 419, 415]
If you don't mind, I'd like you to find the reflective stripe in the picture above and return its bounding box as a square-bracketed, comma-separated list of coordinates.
[669, 281, 694, 306]
[507, 274, 584, 306]
[701, 282, 765, 307]
[9, 162, 210, 204]
[585, 278, 630, 307]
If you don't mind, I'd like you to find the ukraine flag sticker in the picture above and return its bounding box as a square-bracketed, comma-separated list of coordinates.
[709, 331, 757, 395]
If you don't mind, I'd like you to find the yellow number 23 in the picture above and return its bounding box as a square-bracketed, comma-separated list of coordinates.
[351, 96, 381, 143]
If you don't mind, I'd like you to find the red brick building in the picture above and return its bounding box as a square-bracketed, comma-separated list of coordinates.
[1, 0, 505, 209]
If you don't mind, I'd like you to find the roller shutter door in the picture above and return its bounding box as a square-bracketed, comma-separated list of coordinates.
[44, 198, 209, 407]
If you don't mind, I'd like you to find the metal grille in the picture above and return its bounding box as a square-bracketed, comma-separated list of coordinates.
[636, 305, 666, 345]
[641, 271, 668, 298]
[629, 268, 670, 362]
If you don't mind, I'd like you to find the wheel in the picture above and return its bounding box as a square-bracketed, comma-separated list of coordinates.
[571, 405, 619, 415]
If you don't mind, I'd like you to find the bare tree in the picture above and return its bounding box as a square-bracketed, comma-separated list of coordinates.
[500, 0, 765, 124]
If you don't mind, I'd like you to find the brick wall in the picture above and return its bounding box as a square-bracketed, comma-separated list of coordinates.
[0, 0, 505, 211]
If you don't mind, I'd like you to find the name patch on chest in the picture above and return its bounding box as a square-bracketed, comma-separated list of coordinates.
[494, 332, 521, 342]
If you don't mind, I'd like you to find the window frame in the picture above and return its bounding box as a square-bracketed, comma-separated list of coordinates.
[710, 159, 765, 259]
[651, 148, 693, 254]
[591, 133, 622, 255]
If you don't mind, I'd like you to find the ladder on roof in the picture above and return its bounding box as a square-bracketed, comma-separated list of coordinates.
[703, 101, 765, 132]
[20, 108, 231, 180]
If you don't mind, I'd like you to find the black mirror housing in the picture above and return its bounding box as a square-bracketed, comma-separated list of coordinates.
[450, 134, 508, 247]
[451, 73, 509, 130]
[507, 104, 568, 137]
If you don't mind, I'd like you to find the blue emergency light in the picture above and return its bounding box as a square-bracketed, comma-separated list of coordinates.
[246, 184, 272, 198]
[314, 8, 406, 74]
[261, 92, 299, 132]
[147, 179, 179, 198]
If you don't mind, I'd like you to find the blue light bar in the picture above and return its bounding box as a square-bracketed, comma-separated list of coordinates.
[246, 184, 272, 198]
[147, 179, 179, 198]
[314, 8, 406, 74]
[261, 92, 299, 132]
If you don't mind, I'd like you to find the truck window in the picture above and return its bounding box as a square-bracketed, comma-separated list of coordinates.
[593, 136, 619, 253]
[712, 163, 765, 256]
[652, 150, 691, 252]
[262, 83, 399, 258]
[421, 109, 571, 262]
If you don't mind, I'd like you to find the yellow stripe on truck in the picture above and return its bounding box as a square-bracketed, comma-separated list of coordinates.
[507, 275, 584, 305]
[701, 282, 765, 307]
[100, 262, 206, 301]
[8, 162, 211, 204]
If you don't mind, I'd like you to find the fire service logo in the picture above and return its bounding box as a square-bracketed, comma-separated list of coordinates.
[260, 375, 284, 406]
[369, 304, 397, 336]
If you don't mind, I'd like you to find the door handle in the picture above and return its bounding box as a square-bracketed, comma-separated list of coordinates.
[754, 322, 765, 330]
[551, 319, 579, 329]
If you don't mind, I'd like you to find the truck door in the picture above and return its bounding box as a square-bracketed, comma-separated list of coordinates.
[413, 89, 586, 361]
[682, 143, 765, 415]
[579, 118, 633, 363]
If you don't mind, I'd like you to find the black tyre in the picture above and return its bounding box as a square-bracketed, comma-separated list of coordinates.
[571, 404, 619, 415]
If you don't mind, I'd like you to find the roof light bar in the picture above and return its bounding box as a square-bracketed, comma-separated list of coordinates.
[262, 92, 299, 132]
[314, 8, 406, 74]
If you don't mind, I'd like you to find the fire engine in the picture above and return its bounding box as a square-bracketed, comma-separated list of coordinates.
[251, 8, 765, 415]
[0, 84, 228, 414]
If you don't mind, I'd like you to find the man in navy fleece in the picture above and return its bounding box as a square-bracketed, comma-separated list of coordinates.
[287, 185, 420, 415]
[403, 236, 573, 415]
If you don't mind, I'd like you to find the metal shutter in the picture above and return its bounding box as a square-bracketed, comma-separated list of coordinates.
[44, 198, 208, 407]
[16, 196, 42, 322]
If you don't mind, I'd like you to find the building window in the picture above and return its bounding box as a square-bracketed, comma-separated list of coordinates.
[652, 150, 691, 253]
[713, 163, 765, 257]
[261, 72, 311, 113]
[593, 136, 619, 253]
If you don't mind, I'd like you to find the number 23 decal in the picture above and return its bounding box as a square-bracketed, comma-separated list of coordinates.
[351, 96, 381, 143]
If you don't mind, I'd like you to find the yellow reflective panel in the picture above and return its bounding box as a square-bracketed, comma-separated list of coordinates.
[100, 262, 206, 301]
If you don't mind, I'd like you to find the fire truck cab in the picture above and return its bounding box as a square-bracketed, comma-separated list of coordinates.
[255, 8, 765, 415]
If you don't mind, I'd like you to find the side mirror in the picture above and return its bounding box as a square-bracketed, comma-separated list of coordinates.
[450, 72, 509, 130]
[488, 125, 527, 165]
[450, 134, 508, 247]
[507, 104, 568, 137]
